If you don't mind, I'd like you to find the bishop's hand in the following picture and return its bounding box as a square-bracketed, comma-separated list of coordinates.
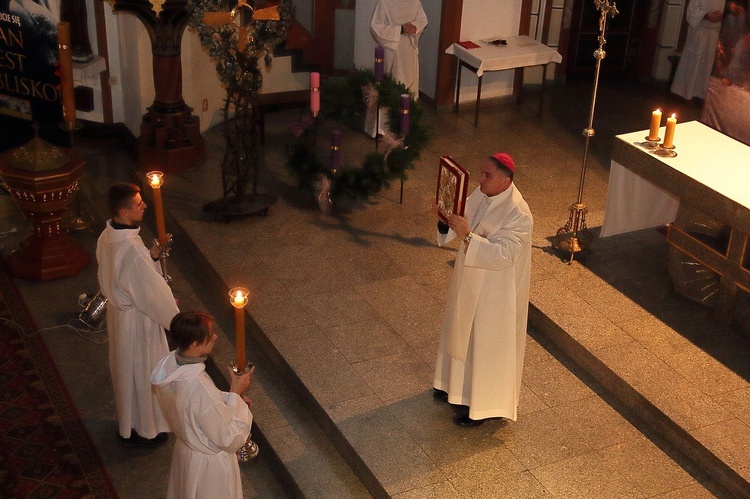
[447, 213, 470, 239]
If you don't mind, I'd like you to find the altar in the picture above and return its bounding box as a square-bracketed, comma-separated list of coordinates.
[601, 121, 750, 322]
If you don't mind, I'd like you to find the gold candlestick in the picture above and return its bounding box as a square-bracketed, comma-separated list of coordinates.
[553, 0, 619, 263]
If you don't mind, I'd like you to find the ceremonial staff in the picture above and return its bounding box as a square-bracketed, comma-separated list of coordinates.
[554, 0, 619, 263]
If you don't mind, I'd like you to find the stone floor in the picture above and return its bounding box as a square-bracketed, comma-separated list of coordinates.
[2, 76, 749, 498]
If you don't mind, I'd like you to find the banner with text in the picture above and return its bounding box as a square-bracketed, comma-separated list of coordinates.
[1, 0, 62, 151]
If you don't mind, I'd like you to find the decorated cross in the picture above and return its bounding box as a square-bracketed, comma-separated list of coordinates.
[203, 1, 280, 53]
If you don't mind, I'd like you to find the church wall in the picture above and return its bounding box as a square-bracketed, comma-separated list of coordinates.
[419, 0, 442, 101]
[180, 28, 225, 133]
[114, 12, 151, 135]
[455, 2, 522, 103]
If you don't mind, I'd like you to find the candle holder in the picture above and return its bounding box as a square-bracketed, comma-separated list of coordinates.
[644, 135, 660, 143]
[652, 146, 677, 158]
[229, 360, 253, 375]
[237, 436, 259, 462]
[634, 140, 659, 151]
[228, 286, 257, 462]
[153, 237, 173, 283]
[230, 286, 249, 307]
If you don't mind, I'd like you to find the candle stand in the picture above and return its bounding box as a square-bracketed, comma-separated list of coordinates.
[146, 171, 172, 282]
[553, 0, 618, 263]
[228, 287, 258, 461]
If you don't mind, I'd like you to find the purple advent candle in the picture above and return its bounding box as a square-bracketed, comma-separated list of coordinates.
[399, 94, 410, 135]
[331, 130, 342, 170]
[374, 46, 384, 83]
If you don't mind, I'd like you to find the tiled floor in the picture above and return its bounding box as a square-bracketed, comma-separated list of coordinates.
[3, 76, 748, 497]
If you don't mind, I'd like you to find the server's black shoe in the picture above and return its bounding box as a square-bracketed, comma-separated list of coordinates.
[118, 430, 169, 448]
[452, 414, 484, 427]
[432, 388, 448, 401]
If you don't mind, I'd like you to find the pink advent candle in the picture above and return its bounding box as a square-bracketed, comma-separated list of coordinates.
[663, 113, 677, 148]
[331, 130, 341, 170]
[399, 94, 410, 135]
[648, 109, 661, 141]
[374, 46, 384, 83]
[310, 72, 320, 116]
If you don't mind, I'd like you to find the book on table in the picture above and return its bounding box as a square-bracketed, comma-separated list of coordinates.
[435, 156, 469, 223]
[457, 40, 480, 49]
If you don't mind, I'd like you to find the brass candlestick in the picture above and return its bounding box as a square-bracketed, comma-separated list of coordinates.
[554, 0, 618, 263]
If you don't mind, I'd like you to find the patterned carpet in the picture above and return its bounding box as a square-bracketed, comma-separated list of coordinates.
[0, 262, 116, 498]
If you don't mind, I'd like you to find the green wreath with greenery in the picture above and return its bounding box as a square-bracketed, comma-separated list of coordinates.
[287, 69, 430, 202]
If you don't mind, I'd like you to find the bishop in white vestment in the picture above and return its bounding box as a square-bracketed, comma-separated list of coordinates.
[97, 183, 179, 444]
[433, 153, 532, 426]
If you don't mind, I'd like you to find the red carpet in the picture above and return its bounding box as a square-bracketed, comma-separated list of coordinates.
[0, 263, 117, 498]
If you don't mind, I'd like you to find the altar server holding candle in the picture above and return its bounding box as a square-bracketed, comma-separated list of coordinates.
[370, 0, 428, 95]
[152, 312, 254, 499]
[97, 183, 179, 447]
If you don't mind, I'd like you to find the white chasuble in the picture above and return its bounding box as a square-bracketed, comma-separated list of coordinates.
[97, 221, 179, 439]
[434, 185, 533, 421]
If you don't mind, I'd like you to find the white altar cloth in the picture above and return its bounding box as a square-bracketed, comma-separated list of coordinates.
[445, 36, 562, 76]
[601, 121, 750, 237]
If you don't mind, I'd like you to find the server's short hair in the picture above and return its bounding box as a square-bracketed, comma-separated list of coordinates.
[107, 183, 141, 218]
[170, 312, 214, 352]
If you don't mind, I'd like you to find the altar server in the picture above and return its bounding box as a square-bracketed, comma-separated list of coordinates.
[152, 312, 253, 499]
[432, 153, 533, 427]
[97, 183, 179, 446]
[370, 0, 428, 94]
[671, 0, 726, 100]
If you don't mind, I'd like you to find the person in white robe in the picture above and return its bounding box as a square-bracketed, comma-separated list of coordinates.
[152, 312, 253, 499]
[96, 183, 179, 446]
[367, 0, 428, 137]
[432, 153, 533, 427]
[671, 0, 726, 100]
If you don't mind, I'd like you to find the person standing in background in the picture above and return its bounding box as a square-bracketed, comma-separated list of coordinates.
[370, 0, 428, 96]
[671, 0, 726, 101]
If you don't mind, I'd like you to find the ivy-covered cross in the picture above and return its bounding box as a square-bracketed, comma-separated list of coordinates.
[203, 0, 280, 52]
